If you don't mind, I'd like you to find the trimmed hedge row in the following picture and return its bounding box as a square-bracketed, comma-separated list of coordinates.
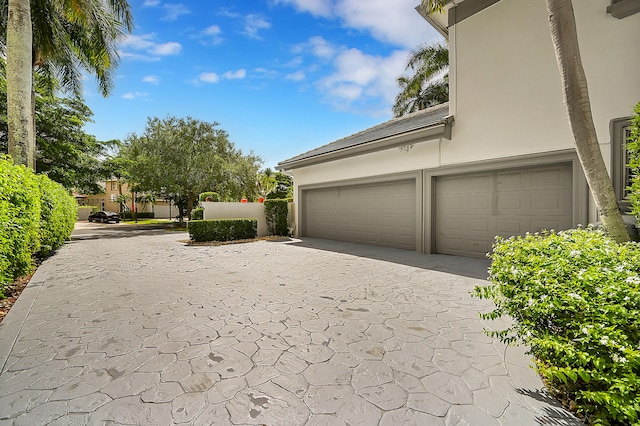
[121, 211, 155, 219]
[188, 219, 257, 242]
[0, 156, 76, 296]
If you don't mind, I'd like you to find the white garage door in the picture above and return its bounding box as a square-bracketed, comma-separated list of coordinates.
[435, 164, 573, 258]
[303, 180, 416, 250]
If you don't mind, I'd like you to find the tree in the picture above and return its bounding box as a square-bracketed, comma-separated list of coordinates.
[123, 116, 263, 217]
[420, 0, 629, 242]
[6, 0, 34, 168]
[269, 171, 293, 200]
[393, 43, 448, 117]
[1, 0, 134, 168]
[257, 168, 278, 200]
[0, 59, 117, 193]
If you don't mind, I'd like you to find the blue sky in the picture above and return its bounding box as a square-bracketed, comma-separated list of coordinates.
[83, 0, 443, 169]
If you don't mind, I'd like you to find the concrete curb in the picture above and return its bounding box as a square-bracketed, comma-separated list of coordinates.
[0, 253, 55, 373]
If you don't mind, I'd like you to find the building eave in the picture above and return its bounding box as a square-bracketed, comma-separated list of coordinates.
[277, 117, 452, 171]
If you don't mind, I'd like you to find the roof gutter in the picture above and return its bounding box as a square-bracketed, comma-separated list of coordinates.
[277, 116, 454, 171]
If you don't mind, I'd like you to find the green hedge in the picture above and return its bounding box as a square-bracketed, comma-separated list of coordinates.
[121, 211, 155, 219]
[0, 156, 75, 296]
[37, 175, 77, 256]
[188, 219, 257, 242]
[473, 228, 640, 424]
[264, 199, 289, 236]
[190, 208, 204, 221]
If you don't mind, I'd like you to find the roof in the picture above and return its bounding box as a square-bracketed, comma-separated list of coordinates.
[277, 103, 451, 170]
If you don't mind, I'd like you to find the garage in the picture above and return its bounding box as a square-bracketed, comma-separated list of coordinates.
[434, 163, 574, 258]
[302, 179, 417, 250]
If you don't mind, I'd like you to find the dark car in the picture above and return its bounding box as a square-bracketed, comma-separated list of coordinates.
[88, 211, 121, 223]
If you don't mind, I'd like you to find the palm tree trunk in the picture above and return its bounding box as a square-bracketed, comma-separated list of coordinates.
[6, 0, 35, 169]
[546, 0, 629, 242]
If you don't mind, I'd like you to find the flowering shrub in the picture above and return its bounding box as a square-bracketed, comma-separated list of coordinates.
[473, 228, 640, 424]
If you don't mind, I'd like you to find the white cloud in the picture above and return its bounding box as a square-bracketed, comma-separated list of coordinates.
[275, 0, 440, 48]
[142, 75, 160, 84]
[119, 34, 182, 61]
[242, 14, 271, 39]
[151, 41, 182, 56]
[254, 68, 279, 79]
[202, 25, 223, 44]
[122, 92, 148, 100]
[273, 0, 332, 18]
[286, 71, 306, 81]
[199, 72, 220, 83]
[204, 25, 222, 36]
[223, 69, 247, 80]
[317, 48, 408, 112]
[161, 3, 190, 21]
[143, 0, 160, 6]
[196, 69, 246, 84]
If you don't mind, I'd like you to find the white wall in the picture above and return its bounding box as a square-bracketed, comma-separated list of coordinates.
[201, 202, 269, 237]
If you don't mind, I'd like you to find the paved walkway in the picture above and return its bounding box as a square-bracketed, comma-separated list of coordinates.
[0, 225, 580, 425]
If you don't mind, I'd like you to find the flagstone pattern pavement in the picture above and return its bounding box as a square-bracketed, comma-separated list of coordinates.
[0, 229, 580, 425]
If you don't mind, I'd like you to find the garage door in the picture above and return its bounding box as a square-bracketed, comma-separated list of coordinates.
[435, 164, 573, 258]
[303, 180, 416, 250]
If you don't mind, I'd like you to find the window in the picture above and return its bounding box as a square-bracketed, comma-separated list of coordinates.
[111, 181, 118, 191]
[612, 117, 633, 212]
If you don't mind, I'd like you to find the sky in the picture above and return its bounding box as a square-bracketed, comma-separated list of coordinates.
[83, 0, 443, 169]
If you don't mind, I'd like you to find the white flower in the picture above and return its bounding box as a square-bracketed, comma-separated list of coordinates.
[582, 327, 589, 335]
[625, 276, 640, 284]
[570, 250, 581, 257]
[612, 353, 627, 364]
[600, 336, 609, 345]
[568, 293, 582, 300]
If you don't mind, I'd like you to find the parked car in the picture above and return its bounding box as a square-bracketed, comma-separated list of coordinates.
[88, 211, 121, 223]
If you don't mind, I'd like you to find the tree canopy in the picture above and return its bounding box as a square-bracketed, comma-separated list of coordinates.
[393, 42, 448, 117]
[122, 116, 263, 213]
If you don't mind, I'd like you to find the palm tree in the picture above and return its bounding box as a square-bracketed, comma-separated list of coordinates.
[393, 43, 448, 117]
[545, 0, 627, 242]
[420, 0, 628, 242]
[6, 0, 34, 168]
[2, 0, 133, 169]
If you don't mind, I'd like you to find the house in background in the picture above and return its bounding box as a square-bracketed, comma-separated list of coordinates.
[277, 0, 640, 258]
[76, 178, 177, 219]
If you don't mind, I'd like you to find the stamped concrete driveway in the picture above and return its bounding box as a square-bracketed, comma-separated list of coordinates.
[0, 224, 580, 425]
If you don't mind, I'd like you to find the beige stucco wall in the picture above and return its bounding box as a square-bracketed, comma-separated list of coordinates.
[447, 0, 640, 168]
[201, 202, 269, 237]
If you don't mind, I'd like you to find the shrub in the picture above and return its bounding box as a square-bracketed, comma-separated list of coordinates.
[36, 175, 76, 256]
[190, 208, 204, 221]
[627, 102, 640, 219]
[0, 156, 77, 296]
[473, 228, 640, 424]
[0, 157, 41, 292]
[188, 219, 257, 242]
[199, 192, 219, 202]
[264, 199, 289, 236]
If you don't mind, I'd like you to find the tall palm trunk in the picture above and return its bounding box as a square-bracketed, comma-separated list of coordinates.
[6, 0, 34, 169]
[546, 0, 629, 242]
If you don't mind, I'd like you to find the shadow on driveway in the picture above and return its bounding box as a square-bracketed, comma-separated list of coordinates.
[283, 237, 490, 280]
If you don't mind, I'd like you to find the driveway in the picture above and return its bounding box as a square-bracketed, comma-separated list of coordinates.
[0, 224, 579, 425]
